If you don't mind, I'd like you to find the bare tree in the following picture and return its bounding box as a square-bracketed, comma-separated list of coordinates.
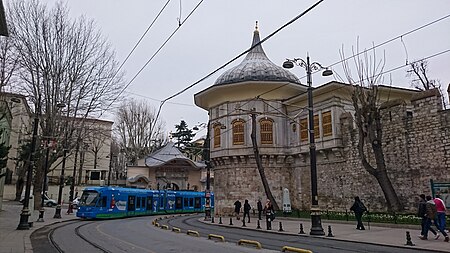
[408, 59, 447, 107]
[6, 0, 124, 208]
[250, 111, 279, 210]
[0, 35, 17, 90]
[341, 45, 402, 212]
[115, 99, 166, 165]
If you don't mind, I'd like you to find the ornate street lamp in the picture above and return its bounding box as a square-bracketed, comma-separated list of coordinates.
[17, 99, 40, 230]
[53, 102, 67, 218]
[283, 55, 332, 236]
[202, 121, 211, 220]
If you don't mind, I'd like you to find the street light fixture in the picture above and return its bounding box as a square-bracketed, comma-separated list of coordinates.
[17, 100, 40, 230]
[283, 55, 332, 236]
[54, 102, 67, 219]
[201, 121, 212, 221]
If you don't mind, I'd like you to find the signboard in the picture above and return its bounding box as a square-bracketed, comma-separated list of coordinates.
[430, 179, 450, 208]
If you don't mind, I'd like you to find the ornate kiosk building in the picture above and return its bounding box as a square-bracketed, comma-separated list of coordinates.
[195, 26, 450, 215]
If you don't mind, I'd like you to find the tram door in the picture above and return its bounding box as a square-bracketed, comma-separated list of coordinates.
[128, 195, 136, 213]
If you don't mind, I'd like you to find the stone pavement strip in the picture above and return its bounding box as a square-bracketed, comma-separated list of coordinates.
[199, 216, 450, 253]
[0, 200, 77, 253]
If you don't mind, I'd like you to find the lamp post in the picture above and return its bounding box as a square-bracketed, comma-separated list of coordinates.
[283, 55, 332, 236]
[37, 138, 54, 222]
[53, 102, 67, 218]
[17, 105, 40, 230]
[201, 121, 211, 220]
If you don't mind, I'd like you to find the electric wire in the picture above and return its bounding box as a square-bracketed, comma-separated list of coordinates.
[212, 48, 450, 141]
[99, 0, 205, 120]
[311, 13, 450, 79]
[153, 0, 325, 135]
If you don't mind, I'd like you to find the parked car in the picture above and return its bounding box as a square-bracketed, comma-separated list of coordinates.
[20, 193, 57, 207]
[43, 194, 57, 207]
[72, 197, 80, 208]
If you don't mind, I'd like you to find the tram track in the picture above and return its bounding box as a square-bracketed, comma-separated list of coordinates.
[48, 220, 112, 253]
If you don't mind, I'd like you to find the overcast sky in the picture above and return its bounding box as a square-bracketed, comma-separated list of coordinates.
[43, 0, 450, 136]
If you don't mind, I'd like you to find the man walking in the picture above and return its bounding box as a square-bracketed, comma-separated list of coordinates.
[243, 199, 251, 223]
[434, 194, 447, 232]
[418, 194, 439, 239]
[257, 199, 263, 220]
[234, 200, 242, 220]
[419, 195, 449, 241]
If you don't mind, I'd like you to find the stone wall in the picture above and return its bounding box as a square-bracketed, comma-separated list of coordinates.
[211, 89, 450, 215]
[212, 155, 292, 216]
[321, 89, 450, 212]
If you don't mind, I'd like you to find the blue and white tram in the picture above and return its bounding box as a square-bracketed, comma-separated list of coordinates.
[76, 186, 214, 219]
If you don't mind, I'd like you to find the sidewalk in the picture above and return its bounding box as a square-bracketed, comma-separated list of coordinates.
[199, 215, 450, 253]
[0, 200, 78, 253]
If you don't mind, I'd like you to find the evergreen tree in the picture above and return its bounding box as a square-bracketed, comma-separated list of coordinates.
[172, 120, 195, 149]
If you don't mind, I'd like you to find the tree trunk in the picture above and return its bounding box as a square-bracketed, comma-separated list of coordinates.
[373, 169, 402, 212]
[15, 177, 24, 201]
[250, 113, 279, 210]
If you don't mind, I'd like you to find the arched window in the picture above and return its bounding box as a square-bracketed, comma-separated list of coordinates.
[259, 118, 273, 144]
[213, 124, 221, 148]
[232, 119, 245, 145]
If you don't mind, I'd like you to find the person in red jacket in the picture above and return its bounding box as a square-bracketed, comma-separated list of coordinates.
[434, 194, 447, 232]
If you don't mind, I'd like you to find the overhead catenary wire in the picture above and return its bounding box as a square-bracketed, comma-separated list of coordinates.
[98, 0, 205, 120]
[95, 5, 448, 137]
[153, 0, 326, 135]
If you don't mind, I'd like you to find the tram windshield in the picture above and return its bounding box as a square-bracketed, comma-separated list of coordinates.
[80, 190, 99, 206]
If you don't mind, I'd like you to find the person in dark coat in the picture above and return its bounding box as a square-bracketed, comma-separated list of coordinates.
[243, 199, 251, 223]
[234, 200, 242, 220]
[420, 195, 449, 241]
[418, 194, 438, 238]
[257, 199, 263, 220]
[264, 199, 274, 230]
[350, 196, 367, 230]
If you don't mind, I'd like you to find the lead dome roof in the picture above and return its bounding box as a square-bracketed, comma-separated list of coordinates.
[214, 27, 300, 86]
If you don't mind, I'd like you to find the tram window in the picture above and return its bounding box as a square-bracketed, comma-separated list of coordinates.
[189, 198, 194, 207]
[80, 191, 99, 206]
[141, 197, 146, 208]
[194, 197, 201, 208]
[184, 198, 189, 207]
[160, 197, 164, 208]
[147, 197, 152, 210]
[175, 197, 182, 209]
[128, 196, 135, 211]
[96, 196, 107, 207]
[136, 197, 141, 208]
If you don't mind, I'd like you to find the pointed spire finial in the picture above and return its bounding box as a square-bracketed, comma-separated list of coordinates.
[255, 21, 258, 31]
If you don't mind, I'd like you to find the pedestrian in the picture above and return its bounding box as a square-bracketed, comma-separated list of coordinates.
[434, 194, 447, 232]
[350, 196, 367, 230]
[257, 199, 263, 220]
[264, 199, 274, 230]
[234, 200, 242, 220]
[417, 194, 439, 239]
[419, 195, 449, 241]
[243, 199, 251, 223]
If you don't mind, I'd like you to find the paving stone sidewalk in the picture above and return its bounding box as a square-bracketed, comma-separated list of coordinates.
[199, 215, 450, 253]
[0, 200, 78, 253]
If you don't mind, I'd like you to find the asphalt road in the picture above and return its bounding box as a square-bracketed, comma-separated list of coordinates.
[32, 217, 275, 253]
[31, 214, 441, 253]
